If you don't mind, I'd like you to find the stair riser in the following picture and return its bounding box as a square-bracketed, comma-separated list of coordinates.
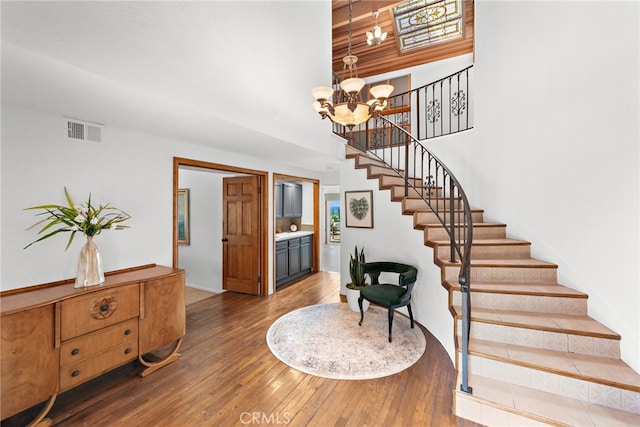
[456, 319, 621, 358]
[414, 210, 484, 227]
[455, 391, 554, 427]
[355, 157, 386, 168]
[436, 243, 531, 260]
[427, 225, 506, 242]
[391, 185, 439, 200]
[445, 265, 558, 283]
[452, 291, 587, 315]
[379, 175, 432, 189]
[403, 197, 462, 212]
[366, 165, 401, 177]
[461, 354, 639, 414]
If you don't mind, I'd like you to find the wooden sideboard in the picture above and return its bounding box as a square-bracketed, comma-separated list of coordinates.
[0, 264, 185, 426]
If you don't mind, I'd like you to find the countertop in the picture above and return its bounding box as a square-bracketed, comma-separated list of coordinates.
[274, 231, 314, 242]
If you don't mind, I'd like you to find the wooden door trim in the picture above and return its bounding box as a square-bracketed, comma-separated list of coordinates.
[173, 157, 269, 296]
[273, 173, 321, 276]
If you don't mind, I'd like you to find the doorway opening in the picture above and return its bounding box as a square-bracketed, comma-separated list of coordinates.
[173, 157, 269, 296]
[273, 173, 320, 290]
[326, 194, 341, 243]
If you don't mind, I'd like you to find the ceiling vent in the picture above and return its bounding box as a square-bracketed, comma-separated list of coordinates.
[66, 118, 103, 143]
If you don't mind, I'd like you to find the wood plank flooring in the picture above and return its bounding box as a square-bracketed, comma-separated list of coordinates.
[4, 272, 481, 427]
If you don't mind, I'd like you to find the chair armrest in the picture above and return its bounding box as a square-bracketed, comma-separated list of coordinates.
[399, 268, 417, 286]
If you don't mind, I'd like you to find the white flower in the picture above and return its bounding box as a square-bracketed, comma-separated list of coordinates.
[74, 214, 85, 223]
[90, 218, 99, 225]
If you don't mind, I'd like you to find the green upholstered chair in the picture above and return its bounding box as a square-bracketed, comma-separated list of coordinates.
[358, 262, 418, 342]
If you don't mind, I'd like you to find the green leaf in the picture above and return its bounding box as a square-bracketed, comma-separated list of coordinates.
[64, 187, 75, 209]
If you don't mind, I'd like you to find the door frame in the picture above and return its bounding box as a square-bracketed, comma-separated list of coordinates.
[173, 157, 269, 296]
[273, 173, 320, 280]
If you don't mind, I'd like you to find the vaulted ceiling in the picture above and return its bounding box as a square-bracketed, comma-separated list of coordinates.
[332, 0, 474, 78]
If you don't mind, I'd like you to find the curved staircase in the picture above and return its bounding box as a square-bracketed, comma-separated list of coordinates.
[346, 145, 640, 426]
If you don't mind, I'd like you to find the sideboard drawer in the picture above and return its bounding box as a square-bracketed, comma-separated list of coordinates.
[60, 318, 138, 367]
[60, 284, 140, 341]
[59, 339, 138, 391]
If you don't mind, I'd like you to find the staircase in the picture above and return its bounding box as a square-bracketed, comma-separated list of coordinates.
[345, 145, 640, 426]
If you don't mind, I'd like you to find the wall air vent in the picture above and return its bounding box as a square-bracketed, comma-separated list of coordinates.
[66, 118, 103, 143]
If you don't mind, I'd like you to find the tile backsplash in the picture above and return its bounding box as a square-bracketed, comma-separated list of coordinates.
[276, 217, 300, 233]
[275, 217, 313, 233]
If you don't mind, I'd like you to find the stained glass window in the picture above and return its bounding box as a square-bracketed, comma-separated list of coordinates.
[393, 0, 463, 51]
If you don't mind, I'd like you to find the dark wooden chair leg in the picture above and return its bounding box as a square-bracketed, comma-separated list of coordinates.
[407, 303, 414, 328]
[358, 296, 365, 326]
[388, 308, 394, 342]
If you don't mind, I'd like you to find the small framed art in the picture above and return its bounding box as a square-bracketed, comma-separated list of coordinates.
[344, 190, 373, 228]
[177, 188, 190, 245]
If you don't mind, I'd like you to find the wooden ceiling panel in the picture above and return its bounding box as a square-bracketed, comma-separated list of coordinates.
[332, 0, 474, 79]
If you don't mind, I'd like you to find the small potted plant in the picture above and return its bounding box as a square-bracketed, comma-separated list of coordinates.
[346, 245, 369, 312]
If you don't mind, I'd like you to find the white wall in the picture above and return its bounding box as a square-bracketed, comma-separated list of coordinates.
[178, 168, 223, 293]
[339, 159, 455, 361]
[301, 181, 314, 226]
[427, 1, 639, 372]
[0, 105, 330, 293]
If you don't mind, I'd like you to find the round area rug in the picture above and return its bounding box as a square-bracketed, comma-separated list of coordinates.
[266, 303, 426, 380]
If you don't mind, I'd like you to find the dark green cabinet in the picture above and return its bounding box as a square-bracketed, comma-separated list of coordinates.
[275, 234, 313, 288]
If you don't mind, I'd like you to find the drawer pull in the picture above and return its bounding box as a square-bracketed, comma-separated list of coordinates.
[71, 370, 80, 377]
[71, 348, 80, 356]
[90, 296, 118, 320]
[124, 348, 132, 354]
[124, 329, 132, 335]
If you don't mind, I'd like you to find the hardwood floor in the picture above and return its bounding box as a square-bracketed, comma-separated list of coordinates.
[4, 272, 481, 427]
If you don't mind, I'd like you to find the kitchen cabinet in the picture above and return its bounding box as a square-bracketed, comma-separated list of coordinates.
[300, 236, 312, 271]
[0, 264, 185, 425]
[275, 182, 283, 219]
[278, 181, 302, 218]
[287, 237, 301, 275]
[275, 241, 288, 283]
[275, 233, 313, 287]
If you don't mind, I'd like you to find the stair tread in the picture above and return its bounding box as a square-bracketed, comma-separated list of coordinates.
[447, 280, 588, 297]
[453, 305, 620, 339]
[465, 337, 640, 391]
[457, 374, 640, 426]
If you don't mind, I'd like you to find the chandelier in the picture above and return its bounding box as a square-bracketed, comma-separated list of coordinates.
[366, 10, 387, 46]
[311, 0, 393, 129]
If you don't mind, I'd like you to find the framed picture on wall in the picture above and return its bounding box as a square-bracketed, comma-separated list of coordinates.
[345, 190, 373, 229]
[177, 188, 190, 245]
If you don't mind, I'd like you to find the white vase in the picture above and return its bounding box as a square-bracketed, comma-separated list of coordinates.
[75, 236, 105, 288]
[346, 286, 369, 313]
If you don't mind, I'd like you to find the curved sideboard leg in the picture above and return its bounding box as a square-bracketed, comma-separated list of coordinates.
[138, 338, 183, 378]
[26, 393, 57, 427]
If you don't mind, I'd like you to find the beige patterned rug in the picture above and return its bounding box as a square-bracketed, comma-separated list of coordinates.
[266, 303, 426, 380]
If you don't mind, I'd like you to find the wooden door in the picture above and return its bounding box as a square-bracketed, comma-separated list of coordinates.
[223, 176, 261, 295]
